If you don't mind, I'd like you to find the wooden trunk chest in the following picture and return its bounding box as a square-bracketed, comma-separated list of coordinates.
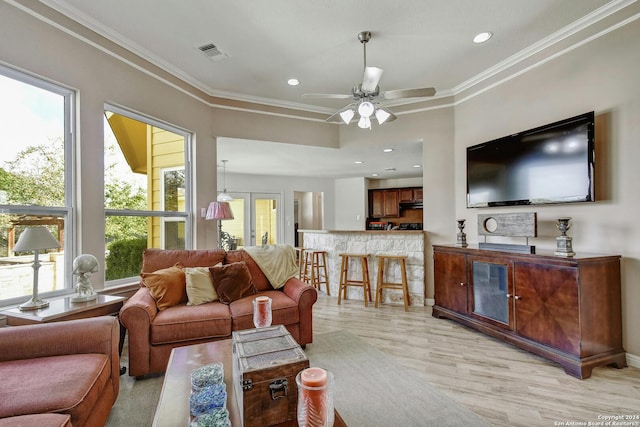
[232, 325, 309, 427]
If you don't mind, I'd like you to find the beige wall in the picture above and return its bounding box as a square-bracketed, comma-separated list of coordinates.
[453, 20, 640, 355]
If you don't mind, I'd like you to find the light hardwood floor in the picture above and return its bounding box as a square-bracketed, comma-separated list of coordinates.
[312, 294, 640, 427]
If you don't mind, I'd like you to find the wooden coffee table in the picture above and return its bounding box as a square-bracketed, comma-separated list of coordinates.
[153, 339, 347, 427]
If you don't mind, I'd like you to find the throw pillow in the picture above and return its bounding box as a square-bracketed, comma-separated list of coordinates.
[185, 265, 220, 306]
[141, 264, 187, 310]
[209, 261, 258, 304]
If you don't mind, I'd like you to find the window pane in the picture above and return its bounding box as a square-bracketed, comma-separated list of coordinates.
[0, 74, 66, 207]
[0, 70, 70, 304]
[104, 108, 190, 284]
[163, 169, 185, 212]
[221, 198, 244, 250]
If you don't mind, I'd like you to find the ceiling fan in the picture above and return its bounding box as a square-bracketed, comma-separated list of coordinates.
[303, 31, 436, 129]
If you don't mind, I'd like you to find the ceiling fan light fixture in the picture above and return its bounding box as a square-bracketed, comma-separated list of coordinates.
[358, 116, 371, 129]
[375, 108, 391, 124]
[339, 108, 355, 124]
[358, 101, 375, 118]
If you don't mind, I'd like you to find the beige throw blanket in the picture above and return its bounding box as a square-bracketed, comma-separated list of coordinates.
[244, 244, 299, 289]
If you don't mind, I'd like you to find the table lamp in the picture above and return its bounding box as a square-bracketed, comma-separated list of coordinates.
[13, 226, 61, 310]
[205, 201, 234, 248]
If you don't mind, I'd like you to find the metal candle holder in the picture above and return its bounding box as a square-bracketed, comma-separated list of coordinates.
[554, 217, 575, 257]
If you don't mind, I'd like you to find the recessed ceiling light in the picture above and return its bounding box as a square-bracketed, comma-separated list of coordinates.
[384, 167, 396, 172]
[473, 32, 493, 44]
[413, 164, 422, 168]
[372, 173, 379, 177]
[354, 160, 363, 164]
[287, 78, 300, 86]
[383, 148, 394, 153]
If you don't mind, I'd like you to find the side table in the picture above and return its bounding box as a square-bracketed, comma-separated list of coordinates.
[3, 294, 127, 374]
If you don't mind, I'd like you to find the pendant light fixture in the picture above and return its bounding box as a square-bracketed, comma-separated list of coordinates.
[217, 159, 233, 202]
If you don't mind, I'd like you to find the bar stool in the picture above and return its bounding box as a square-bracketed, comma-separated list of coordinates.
[375, 254, 410, 311]
[294, 247, 306, 279]
[337, 253, 372, 307]
[303, 250, 330, 295]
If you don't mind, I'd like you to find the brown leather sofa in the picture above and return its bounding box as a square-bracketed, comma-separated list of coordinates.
[119, 248, 318, 377]
[0, 316, 120, 427]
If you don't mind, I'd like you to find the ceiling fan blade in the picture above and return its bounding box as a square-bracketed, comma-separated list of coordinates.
[361, 67, 383, 93]
[383, 87, 436, 100]
[302, 93, 353, 99]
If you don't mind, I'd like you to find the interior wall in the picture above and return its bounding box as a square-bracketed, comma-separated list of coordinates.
[334, 177, 367, 230]
[454, 19, 640, 355]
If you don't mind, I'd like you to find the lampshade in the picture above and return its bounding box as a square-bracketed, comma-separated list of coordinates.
[358, 116, 371, 129]
[339, 109, 355, 124]
[357, 101, 375, 118]
[205, 201, 234, 220]
[375, 108, 392, 124]
[14, 226, 60, 252]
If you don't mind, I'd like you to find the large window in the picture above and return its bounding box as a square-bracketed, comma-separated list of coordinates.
[104, 106, 191, 284]
[0, 67, 73, 305]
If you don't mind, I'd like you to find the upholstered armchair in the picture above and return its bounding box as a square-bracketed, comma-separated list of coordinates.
[0, 316, 120, 427]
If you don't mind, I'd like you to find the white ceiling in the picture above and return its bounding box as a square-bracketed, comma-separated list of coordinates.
[41, 0, 616, 179]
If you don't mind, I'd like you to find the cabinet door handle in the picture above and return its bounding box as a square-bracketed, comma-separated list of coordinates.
[506, 293, 512, 298]
[460, 282, 465, 286]
[514, 295, 521, 300]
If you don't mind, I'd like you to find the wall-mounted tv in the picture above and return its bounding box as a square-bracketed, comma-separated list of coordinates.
[466, 112, 595, 208]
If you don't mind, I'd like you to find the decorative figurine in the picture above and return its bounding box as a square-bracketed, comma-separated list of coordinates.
[70, 254, 99, 302]
[554, 217, 575, 257]
[456, 219, 468, 247]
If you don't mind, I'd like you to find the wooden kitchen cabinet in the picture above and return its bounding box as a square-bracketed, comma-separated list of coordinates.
[432, 244, 626, 379]
[371, 190, 385, 217]
[370, 189, 399, 217]
[382, 190, 399, 217]
[399, 187, 423, 203]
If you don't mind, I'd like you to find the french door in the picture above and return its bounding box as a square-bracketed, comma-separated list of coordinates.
[219, 192, 281, 247]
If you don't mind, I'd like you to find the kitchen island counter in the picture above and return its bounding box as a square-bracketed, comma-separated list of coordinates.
[298, 229, 426, 306]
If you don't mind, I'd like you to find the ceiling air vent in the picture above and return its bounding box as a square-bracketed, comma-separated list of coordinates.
[197, 42, 228, 61]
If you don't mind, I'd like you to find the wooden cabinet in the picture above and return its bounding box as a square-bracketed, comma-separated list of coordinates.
[399, 187, 423, 203]
[399, 188, 414, 203]
[370, 189, 399, 217]
[370, 187, 422, 218]
[432, 245, 626, 379]
[371, 190, 385, 217]
[383, 190, 399, 217]
[433, 250, 468, 315]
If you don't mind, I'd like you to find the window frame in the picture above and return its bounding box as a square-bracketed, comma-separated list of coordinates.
[103, 104, 193, 287]
[0, 64, 75, 306]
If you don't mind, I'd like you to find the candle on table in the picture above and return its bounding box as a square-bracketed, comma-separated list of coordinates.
[300, 367, 328, 426]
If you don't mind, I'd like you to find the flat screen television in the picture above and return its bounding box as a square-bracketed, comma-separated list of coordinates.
[466, 112, 595, 208]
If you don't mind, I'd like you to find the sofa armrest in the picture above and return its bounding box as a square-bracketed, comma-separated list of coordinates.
[281, 277, 317, 305]
[118, 286, 158, 376]
[282, 277, 317, 345]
